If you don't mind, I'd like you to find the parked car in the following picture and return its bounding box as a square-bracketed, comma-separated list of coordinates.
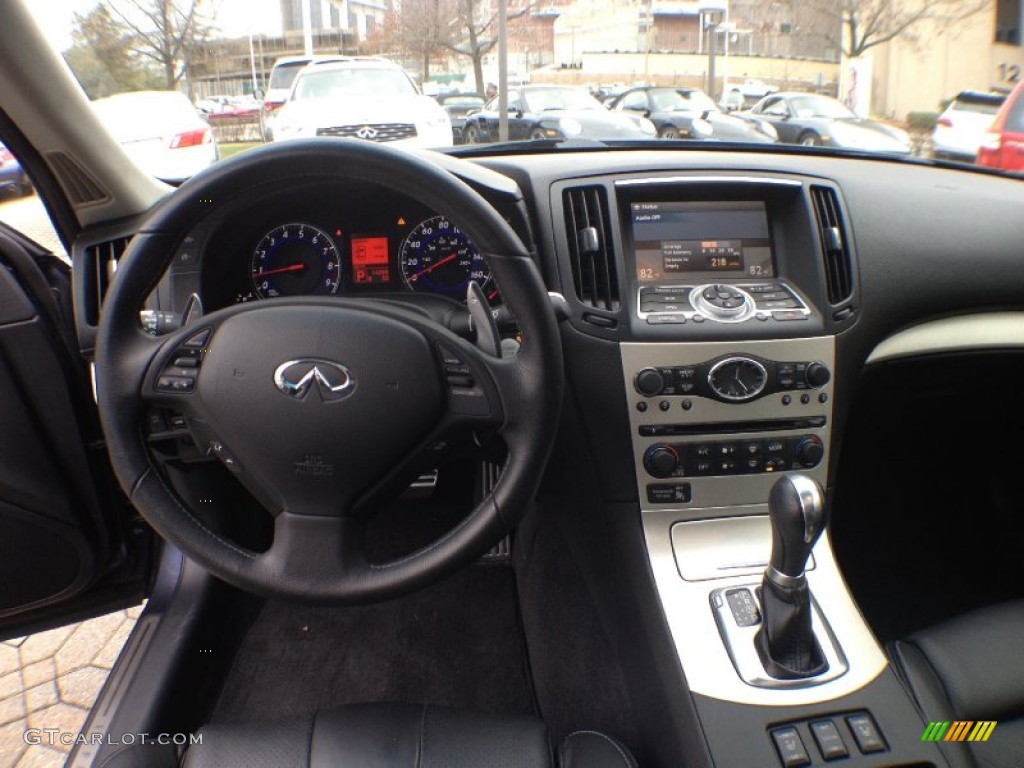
[611, 86, 778, 143]
[198, 94, 262, 120]
[89, 90, 218, 183]
[0, 141, 32, 196]
[435, 92, 486, 144]
[462, 85, 656, 143]
[976, 79, 1024, 172]
[931, 90, 1005, 162]
[744, 92, 912, 154]
[271, 58, 453, 148]
[261, 54, 348, 140]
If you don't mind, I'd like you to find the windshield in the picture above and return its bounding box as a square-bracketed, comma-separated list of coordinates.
[12, 0, 1024, 169]
[788, 95, 858, 119]
[523, 88, 603, 112]
[268, 62, 307, 91]
[293, 67, 417, 100]
[652, 89, 717, 113]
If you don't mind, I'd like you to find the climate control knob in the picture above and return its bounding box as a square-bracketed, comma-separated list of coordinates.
[644, 444, 681, 478]
[794, 436, 825, 467]
[634, 368, 666, 397]
[805, 362, 831, 388]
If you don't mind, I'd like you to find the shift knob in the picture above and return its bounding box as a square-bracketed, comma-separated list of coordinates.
[767, 474, 825, 580]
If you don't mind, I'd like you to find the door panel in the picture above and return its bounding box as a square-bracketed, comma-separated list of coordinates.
[0, 228, 145, 634]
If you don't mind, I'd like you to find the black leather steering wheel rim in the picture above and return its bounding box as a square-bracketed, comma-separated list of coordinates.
[95, 139, 562, 603]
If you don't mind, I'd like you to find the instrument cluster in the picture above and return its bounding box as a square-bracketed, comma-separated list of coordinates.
[199, 186, 497, 310]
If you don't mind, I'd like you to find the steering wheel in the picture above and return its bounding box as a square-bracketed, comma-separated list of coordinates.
[95, 140, 562, 603]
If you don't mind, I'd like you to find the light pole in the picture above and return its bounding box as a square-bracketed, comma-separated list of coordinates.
[699, 0, 727, 101]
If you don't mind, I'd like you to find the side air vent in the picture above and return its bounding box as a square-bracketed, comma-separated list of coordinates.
[810, 185, 853, 305]
[82, 238, 129, 325]
[46, 151, 110, 206]
[563, 186, 619, 312]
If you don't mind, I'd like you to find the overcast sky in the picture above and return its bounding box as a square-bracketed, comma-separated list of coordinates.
[31, 0, 283, 51]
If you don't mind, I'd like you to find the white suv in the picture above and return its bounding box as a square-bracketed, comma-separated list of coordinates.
[271, 58, 453, 148]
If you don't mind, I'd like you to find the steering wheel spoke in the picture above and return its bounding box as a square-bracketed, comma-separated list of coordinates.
[258, 512, 367, 586]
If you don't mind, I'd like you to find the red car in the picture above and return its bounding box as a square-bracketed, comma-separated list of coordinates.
[977, 80, 1024, 172]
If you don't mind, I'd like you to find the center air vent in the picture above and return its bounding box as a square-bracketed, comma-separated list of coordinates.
[810, 185, 853, 306]
[563, 186, 619, 312]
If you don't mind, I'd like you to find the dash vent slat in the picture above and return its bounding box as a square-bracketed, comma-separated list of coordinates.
[83, 237, 129, 325]
[810, 186, 853, 306]
[563, 186, 619, 312]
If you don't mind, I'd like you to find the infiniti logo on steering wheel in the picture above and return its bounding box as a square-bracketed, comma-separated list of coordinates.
[273, 359, 356, 402]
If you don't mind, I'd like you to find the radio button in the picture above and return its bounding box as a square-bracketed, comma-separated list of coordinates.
[634, 368, 665, 396]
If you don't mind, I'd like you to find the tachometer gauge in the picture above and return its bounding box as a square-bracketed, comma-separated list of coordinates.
[399, 216, 492, 298]
[251, 223, 341, 298]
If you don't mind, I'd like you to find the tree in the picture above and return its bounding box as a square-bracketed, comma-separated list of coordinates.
[385, 0, 452, 82]
[63, 5, 162, 98]
[797, 0, 989, 59]
[105, 0, 211, 91]
[442, 0, 534, 94]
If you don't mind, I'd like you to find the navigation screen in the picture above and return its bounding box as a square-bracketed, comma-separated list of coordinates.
[631, 201, 773, 282]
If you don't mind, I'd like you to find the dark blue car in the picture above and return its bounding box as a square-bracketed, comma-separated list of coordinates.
[0, 142, 32, 196]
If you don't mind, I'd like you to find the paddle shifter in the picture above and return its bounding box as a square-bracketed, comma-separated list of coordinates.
[755, 474, 830, 679]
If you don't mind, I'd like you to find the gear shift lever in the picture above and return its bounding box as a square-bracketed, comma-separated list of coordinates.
[756, 474, 829, 679]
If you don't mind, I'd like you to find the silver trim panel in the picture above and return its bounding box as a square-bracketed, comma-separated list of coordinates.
[867, 312, 1024, 364]
[646, 511, 887, 706]
[711, 584, 849, 689]
[621, 337, 834, 511]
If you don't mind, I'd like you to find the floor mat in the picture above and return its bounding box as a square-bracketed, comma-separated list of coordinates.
[211, 565, 536, 722]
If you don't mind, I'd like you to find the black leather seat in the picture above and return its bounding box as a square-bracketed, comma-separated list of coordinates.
[174, 704, 635, 768]
[889, 600, 1024, 768]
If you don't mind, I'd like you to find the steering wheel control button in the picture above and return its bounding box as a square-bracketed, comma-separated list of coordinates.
[183, 328, 212, 348]
[770, 727, 811, 768]
[437, 344, 489, 417]
[646, 483, 691, 505]
[157, 375, 195, 392]
[845, 714, 887, 754]
[810, 720, 849, 761]
[209, 441, 242, 472]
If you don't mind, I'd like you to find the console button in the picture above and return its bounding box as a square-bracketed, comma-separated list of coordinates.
[771, 727, 811, 768]
[805, 362, 832, 388]
[644, 444, 681, 478]
[742, 441, 762, 456]
[773, 310, 808, 321]
[794, 436, 825, 467]
[646, 483, 691, 504]
[846, 714, 886, 754]
[634, 368, 665, 396]
[810, 720, 849, 761]
[646, 314, 687, 325]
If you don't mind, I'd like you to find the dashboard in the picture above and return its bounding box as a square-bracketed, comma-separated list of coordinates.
[114, 144, 1024, 768]
[165, 182, 498, 313]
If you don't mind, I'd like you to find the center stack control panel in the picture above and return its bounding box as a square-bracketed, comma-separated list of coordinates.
[621, 335, 834, 514]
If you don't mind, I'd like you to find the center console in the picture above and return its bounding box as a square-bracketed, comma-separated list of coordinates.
[584, 174, 946, 767]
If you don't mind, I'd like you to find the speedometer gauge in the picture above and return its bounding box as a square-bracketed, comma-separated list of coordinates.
[251, 223, 341, 298]
[399, 216, 492, 297]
